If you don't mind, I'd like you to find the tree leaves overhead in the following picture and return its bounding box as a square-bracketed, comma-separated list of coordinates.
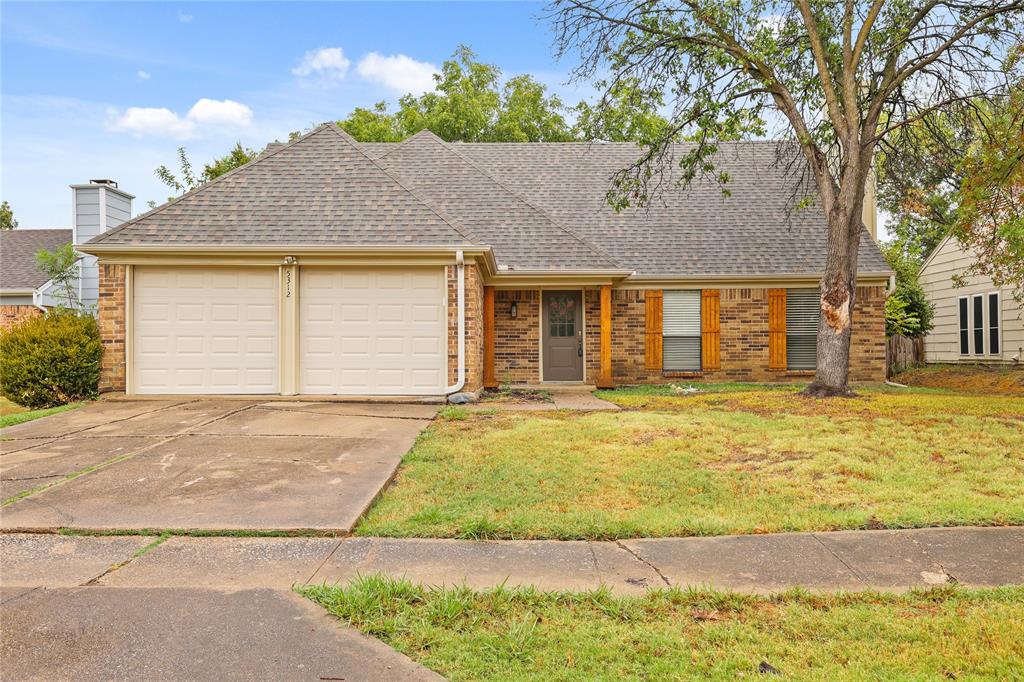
[338, 45, 667, 143]
[0, 200, 17, 230]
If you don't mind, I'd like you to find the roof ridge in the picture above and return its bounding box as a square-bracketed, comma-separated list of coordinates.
[437, 137, 624, 268]
[323, 125, 478, 244]
[88, 123, 339, 246]
[377, 133, 622, 269]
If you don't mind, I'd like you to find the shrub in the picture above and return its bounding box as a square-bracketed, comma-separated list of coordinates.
[0, 310, 102, 408]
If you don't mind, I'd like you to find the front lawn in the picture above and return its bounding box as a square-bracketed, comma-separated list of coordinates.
[0, 397, 83, 429]
[893, 364, 1024, 396]
[303, 576, 1024, 681]
[357, 385, 1024, 539]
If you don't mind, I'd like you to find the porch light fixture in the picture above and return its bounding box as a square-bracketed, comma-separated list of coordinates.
[510, 301, 518, 319]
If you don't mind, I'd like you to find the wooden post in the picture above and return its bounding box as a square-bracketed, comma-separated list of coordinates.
[597, 285, 614, 388]
[483, 286, 497, 389]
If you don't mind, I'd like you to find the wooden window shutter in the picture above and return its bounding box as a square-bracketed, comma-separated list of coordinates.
[701, 289, 720, 369]
[645, 290, 663, 371]
[767, 288, 787, 369]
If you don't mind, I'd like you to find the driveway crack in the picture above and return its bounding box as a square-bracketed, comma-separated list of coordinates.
[614, 540, 671, 587]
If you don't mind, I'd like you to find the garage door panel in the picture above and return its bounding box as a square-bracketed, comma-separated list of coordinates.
[133, 267, 279, 394]
[300, 268, 446, 395]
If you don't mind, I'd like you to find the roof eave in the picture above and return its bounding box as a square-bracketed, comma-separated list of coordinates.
[76, 243, 490, 258]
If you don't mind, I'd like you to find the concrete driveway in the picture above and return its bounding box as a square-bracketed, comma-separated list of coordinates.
[0, 398, 437, 532]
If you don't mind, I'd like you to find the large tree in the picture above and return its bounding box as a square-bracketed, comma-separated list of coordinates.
[340, 46, 574, 143]
[550, 0, 1024, 396]
[0, 200, 17, 230]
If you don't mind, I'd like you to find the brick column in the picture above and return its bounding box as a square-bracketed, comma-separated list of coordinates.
[98, 263, 127, 393]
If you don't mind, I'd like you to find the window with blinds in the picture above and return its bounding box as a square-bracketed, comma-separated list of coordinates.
[663, 290, 701, 371]
[989, 292, 1000, 355]
[972, 294, 984, 355]
[786, 289, 819, 370]
[958, 297, 969, 355]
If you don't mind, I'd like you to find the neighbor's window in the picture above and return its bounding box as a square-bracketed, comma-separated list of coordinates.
[663, 290, 701, 371]
[786, 289, 819, 370]
[972, 294, 984, 355]
[959, 297, 969, 355]
[988, 292, 1001, 355]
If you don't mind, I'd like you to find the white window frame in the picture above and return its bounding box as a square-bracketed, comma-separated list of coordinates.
[971, 293, 985, 356]
[988, 291, 1001, 356]
[958, 296, 969, 356]
[662, 289, 702, 372]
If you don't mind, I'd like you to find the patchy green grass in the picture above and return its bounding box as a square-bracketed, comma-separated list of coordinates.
[0, 397, 84, 428]
[302, 575, 1024, 681]
[357, 387, 1024, 539]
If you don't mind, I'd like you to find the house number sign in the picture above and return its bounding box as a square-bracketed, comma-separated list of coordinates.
[285, 269, 293, 298]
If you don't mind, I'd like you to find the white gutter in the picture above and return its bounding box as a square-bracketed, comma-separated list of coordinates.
[445, 250, 466, 395]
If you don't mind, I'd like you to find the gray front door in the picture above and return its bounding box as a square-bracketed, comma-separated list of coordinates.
[542, 291, 583, 381]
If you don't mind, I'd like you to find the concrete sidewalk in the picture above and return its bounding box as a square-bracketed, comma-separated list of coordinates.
[4, 526, 1020, 595]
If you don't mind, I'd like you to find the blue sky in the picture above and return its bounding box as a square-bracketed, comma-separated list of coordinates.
[3, 1, 592, 227]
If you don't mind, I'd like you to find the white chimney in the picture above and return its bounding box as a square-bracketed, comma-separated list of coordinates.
[71, 179, 134, 311]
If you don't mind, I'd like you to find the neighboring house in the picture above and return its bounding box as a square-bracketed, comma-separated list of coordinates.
[78, 125, 891, 397]
[0, 229, 72, 330]
[0, 180, 133, 331]
[919, 234, 1023, 364]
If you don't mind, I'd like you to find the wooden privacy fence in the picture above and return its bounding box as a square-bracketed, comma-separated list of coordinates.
[886, 334, 925, 378]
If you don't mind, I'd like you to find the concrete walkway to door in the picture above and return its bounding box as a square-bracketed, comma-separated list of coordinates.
[1, 398, 437, 533]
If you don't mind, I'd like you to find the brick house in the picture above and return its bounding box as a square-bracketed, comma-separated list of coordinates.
[78, 124, 891, 397]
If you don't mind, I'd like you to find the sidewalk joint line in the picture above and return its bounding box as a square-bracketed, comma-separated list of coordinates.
[810, 533, 868, 584]
[304, 537, 347, 586]
[614, 540, 670, 587]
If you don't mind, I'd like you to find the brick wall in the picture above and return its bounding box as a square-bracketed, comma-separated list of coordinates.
[98, 263, 127, 393]
[0, 305, 43, 331]
[493, 289, 541, 384]
[447, 263, 485, 392]
[490, 284, 888, 386]
[850, 285, 887, 382]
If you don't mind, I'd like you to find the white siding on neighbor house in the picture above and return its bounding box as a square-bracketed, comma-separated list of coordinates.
[919, 236, 1023, 363]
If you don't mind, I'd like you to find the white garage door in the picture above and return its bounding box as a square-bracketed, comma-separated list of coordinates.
[300, 268, 446, 395]
[133, 267, 279, 394]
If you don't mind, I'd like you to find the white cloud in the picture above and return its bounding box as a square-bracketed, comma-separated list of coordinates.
[108, 98, 252, 139]
[178, 11, 193, 23]
[187, 98, 253, 126]
[292, 47, 350, 80]
[136, 70, 151, 80]
[356, 52, 437, 94]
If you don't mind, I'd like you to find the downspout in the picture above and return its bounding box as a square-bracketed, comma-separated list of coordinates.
[445, 250, 466, 395]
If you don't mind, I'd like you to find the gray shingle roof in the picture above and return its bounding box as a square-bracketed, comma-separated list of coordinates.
[89, 125, 473, 247]
[86, 124, 891, 278]
[449, 141, 892, 277]
[0, 229, 72, 291]
[375, 131, 619, 271]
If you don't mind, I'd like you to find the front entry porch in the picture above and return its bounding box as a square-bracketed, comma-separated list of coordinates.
[482, 286, 613, 390]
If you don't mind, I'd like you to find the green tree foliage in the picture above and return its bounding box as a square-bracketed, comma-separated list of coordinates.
[0, 310, 102, 408]
[572, 78, 672, 144]
[336, 45, 666, 144]
[338, 46, 575, 143]
[152, 142, 257, 207]
[951, 86, 1024, 304]
[0, 200, 17, 230]
[549, 0, 1023, 396]
[35, 243, 81, 310]
[881, 243, 934, 338]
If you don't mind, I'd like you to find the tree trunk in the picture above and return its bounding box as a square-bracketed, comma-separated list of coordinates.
[802, 169, 866, 399]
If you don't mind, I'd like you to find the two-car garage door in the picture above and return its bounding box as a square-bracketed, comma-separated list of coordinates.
[132, 266, 447, 395]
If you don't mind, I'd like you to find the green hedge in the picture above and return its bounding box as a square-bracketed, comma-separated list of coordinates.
[0, 310, 102, 409]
